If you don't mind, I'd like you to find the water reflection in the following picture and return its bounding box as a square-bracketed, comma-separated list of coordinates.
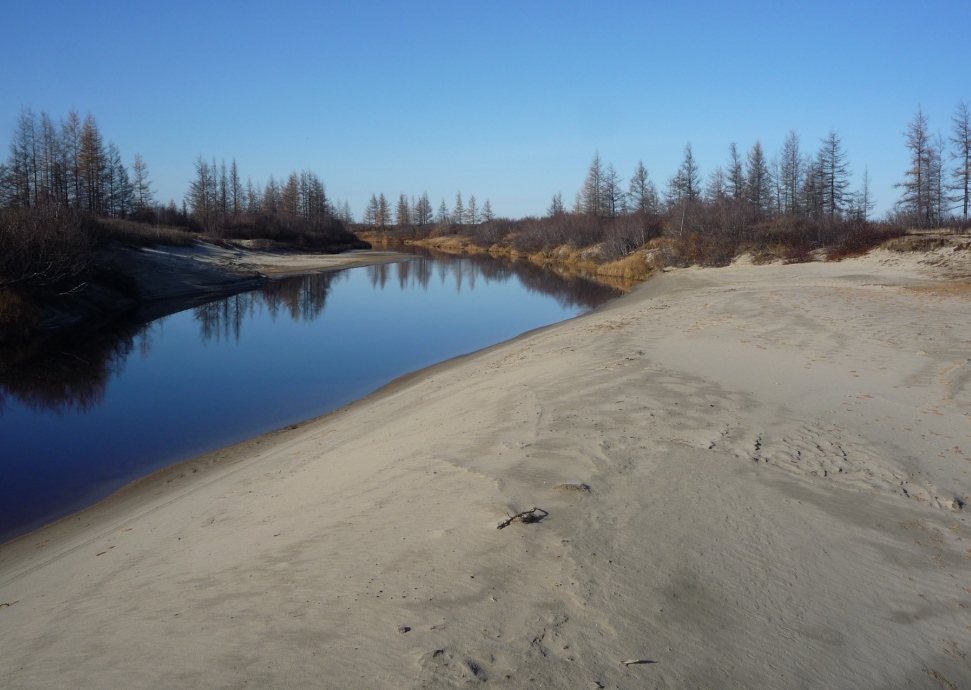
[1, 251, 624, 544]
[0, 322, 141, 415]
[0, 252, 618, 415]
[193, 272, 343, 343]
[374, 248, 619, 313]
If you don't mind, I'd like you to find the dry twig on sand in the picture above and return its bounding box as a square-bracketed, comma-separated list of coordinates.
[496, 507, 547, 530]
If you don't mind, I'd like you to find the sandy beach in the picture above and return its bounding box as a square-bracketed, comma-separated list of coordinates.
[2, 245, 970, 688]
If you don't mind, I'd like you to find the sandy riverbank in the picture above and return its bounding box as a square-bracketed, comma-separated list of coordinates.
[29, 242, 413, 333]
[2, 246, 970, 688]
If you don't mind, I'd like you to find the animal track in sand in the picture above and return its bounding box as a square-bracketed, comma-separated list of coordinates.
[734, 426, 968, 510]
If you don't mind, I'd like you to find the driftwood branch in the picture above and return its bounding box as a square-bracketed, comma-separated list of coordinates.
[497, 507, 548, 530]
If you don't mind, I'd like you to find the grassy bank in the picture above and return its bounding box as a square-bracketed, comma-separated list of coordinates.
[356, 211, 919, 290]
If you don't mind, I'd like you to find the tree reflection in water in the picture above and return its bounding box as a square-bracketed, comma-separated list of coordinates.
[0, 254, 619, 414]
[193, 272, 343, 344]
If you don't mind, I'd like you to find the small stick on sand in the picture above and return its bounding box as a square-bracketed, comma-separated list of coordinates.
[497, 507, 548, 530]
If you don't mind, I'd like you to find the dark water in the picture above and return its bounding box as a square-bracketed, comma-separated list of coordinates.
[0, 249, 620, 544]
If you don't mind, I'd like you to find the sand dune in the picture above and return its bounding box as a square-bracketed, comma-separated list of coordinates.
[2, 247, 970, 689]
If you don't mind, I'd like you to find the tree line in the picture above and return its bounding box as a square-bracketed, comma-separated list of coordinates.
[0, 107, 155, 218]
[556, 100, 969, 229]
[360, 191, 494, 228]
[184, 156, 354, 235]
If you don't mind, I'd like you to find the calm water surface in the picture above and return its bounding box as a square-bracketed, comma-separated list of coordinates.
[0, 250, 619, 543]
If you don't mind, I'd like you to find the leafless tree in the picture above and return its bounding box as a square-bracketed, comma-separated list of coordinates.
[950, 100, 971, 220]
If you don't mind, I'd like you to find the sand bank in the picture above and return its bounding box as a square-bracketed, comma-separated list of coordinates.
[30, 242, 413, 333]
[2, 247, 970, 688]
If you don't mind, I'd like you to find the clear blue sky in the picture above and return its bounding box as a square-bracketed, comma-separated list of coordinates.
[2, 0, 968, 219]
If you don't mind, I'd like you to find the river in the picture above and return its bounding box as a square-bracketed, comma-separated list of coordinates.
[0, 249, 620, 543]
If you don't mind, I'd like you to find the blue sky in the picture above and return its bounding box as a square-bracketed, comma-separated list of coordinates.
[2, 0, 968, 219]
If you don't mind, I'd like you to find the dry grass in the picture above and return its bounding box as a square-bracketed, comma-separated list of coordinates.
[882, 236, 950, 252]
[93, 217, 196, 248]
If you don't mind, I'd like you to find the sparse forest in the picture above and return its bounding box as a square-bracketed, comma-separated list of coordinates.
[0, 108, 363, 337]
[2, 101, 969, 334]
[360, 100, 970, 269]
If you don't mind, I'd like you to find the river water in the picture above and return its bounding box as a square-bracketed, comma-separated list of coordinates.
[0, 249, 620, 543]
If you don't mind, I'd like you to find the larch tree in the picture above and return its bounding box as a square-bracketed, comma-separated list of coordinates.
[602, 162, 625, 218]
[745, 141, 771, 213]
[726, 143, 745, 201]
[5, 106, 37, 207]
[950, 100, 970, 220]
[705, 166, 726, 202]
[481, 199, 494, 221]
[452, 191, 464, 225]
[62, 110, 83, 208]
[465, 194, 479, 224]
[187, 155, 217, 231]
[898, 106, 933, 226]
[853, 167, 876, 220]
[363, 194, 378, 226]
[280, 172, 300, 217]
[38, 111, 64, 206]
[414, 192, 433, 225]
[930, 132, 948, 224]
[131, 153, 154, 212]
[78, 114, 106, 213]
[580, 151, 605, 216]
[667, 142, 701, 208]
[779, 130, 802, 215]
[818, 130, 851, 218]
[377, 193, 391, 227]
[436, 199, 449, 223]
[229, 158, 242, 217]
[547, 192, 565, 217]
[395, 193, 412, 225]
[263, 175, 279, 214]
[628, 160, 658, 214]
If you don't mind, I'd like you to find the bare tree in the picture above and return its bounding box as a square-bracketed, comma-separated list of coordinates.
[263, 175, 279, 214]
[950, 100, 971, 220]
[414, 192, 433, 225]
[131, 153, 154, 212]
[395, 193, 411, 225]
[745, 141, 771, 213]
[580, 151, 605, 216]
[852, 167, 875, 220]
[547, 192, 565, 217]
[602, 162, 625, 218]
[705, 166, 726, 203]
[451, 191, 464, 225]
[229, 158, 242, 218]
[481, 199, 494, 221]
[377, 193, 391, 227]
[666, 142, 701, 208]
[187, 155, 217, 231]
[363, 194, 378, 226]
[726, 142, 745, 201]
[62, 110, 83, 208]
[897, 106, 933, 227]
[628, 160, 658, 214]
[779, 130, 802, 215]
[818, 130, 851, 218]
[465, 194, 479, 224]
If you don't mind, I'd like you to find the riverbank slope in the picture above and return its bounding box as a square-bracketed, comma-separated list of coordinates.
[2, 246, 970, 688]
[41, 241, 412, 329]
